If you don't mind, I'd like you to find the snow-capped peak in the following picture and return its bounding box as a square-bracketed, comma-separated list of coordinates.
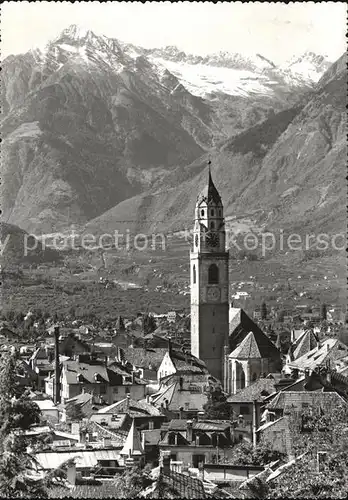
[58, 24, 94, 42]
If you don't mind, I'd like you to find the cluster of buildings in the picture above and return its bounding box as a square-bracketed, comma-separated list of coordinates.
[5, 166, 348, 497]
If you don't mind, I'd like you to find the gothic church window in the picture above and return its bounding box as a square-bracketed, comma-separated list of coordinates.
[201, 209, 205, 217]
[193, 265, 196, 284]
[208, 264, 219, 284]
[240, 369, 246, 389]
[210, 221, 215, 229]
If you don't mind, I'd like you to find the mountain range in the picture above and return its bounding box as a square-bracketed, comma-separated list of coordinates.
[1, 24, 345, 243]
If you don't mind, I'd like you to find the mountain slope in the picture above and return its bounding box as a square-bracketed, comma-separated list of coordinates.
[88, 53, 346, 240]
[1, 27, 214, 233]
[1, 25, 336, 236]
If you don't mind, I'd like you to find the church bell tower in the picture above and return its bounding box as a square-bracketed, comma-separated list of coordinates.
[190, 162, 229, 382]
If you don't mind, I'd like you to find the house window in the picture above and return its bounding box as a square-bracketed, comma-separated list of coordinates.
[170, 453, 177, 461]
[100, 384, 106, 394]
[193, 265, 196, 284]
[192, 454, 205, 468]
[252, 373, 257, 381]
[113, 387, 118, 393]
[168, 432, 176, 445]
[240, 405, 250, 415]
[208, 264, 219, 284]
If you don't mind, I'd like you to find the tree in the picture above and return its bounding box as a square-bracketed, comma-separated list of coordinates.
[143, 314, 157, 335]
[113, 465, 152, 498]
[65, 403, 85, 423]
[261, 302, 268, 320]
[321, 303, 327, 321]
[227, 440, 285, 467]
[266, 403, 348, 499]
[0, 353, 70, 497]
[203, 386, 231, 420]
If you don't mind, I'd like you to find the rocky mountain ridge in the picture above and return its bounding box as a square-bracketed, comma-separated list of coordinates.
[1, 24, 343, 238]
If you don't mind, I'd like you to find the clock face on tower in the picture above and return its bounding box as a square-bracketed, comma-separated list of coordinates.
[207, 287, 220, 302]
[206, 232, 220, 248]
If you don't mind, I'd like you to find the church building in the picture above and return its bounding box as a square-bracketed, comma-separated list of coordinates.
[190, 163, 229, 382]
[190, 165, 281, 389]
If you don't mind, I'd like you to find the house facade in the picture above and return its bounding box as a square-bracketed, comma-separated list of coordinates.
[159, 419, 234, 468]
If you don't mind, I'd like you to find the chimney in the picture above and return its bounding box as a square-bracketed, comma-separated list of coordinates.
[197, 411, 205, 422]
[126, 393, 130, 409]
[179, 406, 184, 419]
[146, 394, 150, 404]
[252, 400, 257, 449]
[223, 344, 229, 393]
[179, 376, 183, 391]
[79, 429, 86, 445]
[161, 451, 171, 475]
[103, 437, 111, 447]
[168, 337, 172, 356]
[304, 369, 310, 382]
[66, 462, 76, 486]
[54, 326, 61, 404]
[131, 371, 135, 384]
[186, 420, 193, 442]
[326, 370, 332, 384]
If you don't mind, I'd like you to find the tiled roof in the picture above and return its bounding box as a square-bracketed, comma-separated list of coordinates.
[62, 360, 137, 387]
[288, 339, 348, 371]
[120, 420, 144, 456]
[267, 390, 345, 411]
[227, 378, 277, 403]
[85, 420, 128, 445]
[151, 382, 208, 412]
[140, 467, 206, 499]
[292, 330, 318, 359]
[229, 332, 262, 359]
[66, 392, 93, 406]
[167, 419, 230, 432]
[34, 449, 122, 471]
[120, 348, 168, 370]
[97, 397, 162, 417]
[229, 310, 280, 362]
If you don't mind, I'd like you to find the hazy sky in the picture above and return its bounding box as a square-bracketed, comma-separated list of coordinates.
[2, 2, 346, 63]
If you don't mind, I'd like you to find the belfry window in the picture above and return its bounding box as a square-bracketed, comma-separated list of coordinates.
[208, 264, 219, 284]
[211, 209, 215, 216]
[201, 209, 205, 217]
[193, 265, 196, 284]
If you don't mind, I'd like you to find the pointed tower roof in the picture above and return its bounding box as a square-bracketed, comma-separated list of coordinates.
[229, 331, 263, 358]
[197, 160, 222, 205]
[229, 329, 281, 361]
[229, 309, 281, 362]
[292, 329, 318, 360]
[120, 419, 144, 456]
